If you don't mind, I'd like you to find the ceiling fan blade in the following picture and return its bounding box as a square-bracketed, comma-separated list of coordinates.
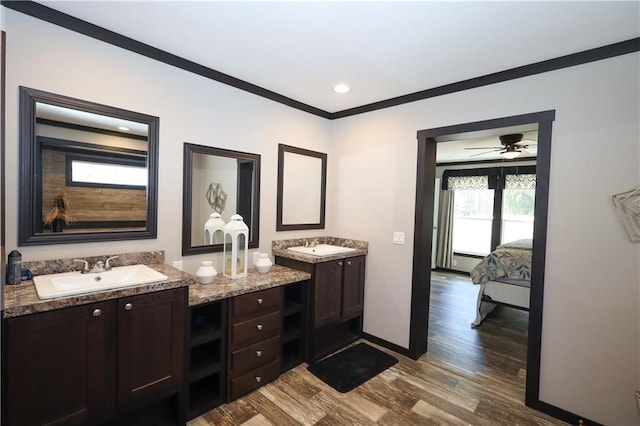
[469, 149, 502, 157]
[464, 146, 502, 150]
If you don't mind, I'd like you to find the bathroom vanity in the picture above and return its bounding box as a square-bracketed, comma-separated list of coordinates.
[272, 237, 368, 362]
[2, 258, 190, 426]
[1, 244, 365, 424]
[2, 252, 311, 425]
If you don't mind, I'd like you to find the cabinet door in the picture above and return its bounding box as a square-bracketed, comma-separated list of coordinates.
[5, 301, 115, 426]
[313, 260, 343, 328]
[118, 288, 185, 406]
[342, 256, 366, 319]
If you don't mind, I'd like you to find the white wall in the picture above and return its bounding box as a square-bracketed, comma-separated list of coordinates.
[3, 10, 332, 274]
[329, 54, 640, 424]
[3, 7, 640, 426]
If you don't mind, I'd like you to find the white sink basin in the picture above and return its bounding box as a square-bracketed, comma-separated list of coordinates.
[33, 264, 168, 300]
[287, 244, 357, 257]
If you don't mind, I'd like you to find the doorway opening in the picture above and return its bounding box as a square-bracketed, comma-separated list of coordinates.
[408, 111, 555, 409]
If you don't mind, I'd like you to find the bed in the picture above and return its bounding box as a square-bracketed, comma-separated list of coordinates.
[470, 239, 532, 327]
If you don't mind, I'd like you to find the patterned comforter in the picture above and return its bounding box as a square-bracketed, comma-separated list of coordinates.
[470, 239, 532, 285]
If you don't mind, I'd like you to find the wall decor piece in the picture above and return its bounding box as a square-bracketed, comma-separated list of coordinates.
[611, 187, 640, 242]
[206, 182, 227, 214]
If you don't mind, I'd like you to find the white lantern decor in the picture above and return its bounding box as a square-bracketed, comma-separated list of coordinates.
[204, 212, 225, 245]
[223, 214, 248, 279]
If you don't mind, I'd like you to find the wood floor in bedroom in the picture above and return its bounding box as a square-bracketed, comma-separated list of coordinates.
[189, 271, 566, 425]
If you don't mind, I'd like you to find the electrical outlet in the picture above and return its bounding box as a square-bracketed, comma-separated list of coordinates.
[636, 390, 640, 412]
[172, 260, 183, 271]
[453, 260, 458, 266]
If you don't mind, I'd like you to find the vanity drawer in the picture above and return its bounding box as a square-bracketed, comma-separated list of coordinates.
[230, 336, 280, 377]
[229, 359, 279, 400]
[230, 311, 281, 349]
[231, 287, 282, 319]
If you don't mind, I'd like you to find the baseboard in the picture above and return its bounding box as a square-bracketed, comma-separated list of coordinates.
[527, 399, 604, 426]
[361, 333, 412, 358]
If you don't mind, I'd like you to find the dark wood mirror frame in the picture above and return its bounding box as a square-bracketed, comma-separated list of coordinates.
[276, 144, 327, 231]
[182, 143, 260, 256]
[18, 86, 159, 245]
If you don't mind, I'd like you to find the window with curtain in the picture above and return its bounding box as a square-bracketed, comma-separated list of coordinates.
[453, 188, 494, 256]
[501, 174, 536, 243]
[441, 166, 536, 258]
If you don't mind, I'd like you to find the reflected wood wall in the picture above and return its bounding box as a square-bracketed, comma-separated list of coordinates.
[41, 149, 146, 222]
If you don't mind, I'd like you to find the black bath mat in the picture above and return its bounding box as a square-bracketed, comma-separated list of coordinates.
[307, 343, 398, 393]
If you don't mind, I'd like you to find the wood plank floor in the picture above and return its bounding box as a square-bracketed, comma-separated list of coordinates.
[189, 271, 566, 425]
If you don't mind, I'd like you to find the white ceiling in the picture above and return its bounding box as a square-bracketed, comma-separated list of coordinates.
[24, 1, 639, 163]
[35, 1, 640, 114]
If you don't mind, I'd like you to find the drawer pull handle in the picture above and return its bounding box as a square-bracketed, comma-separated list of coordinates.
[93, 309, 102, 317]
[124, 303, 133, 311]
[347, 261, 352, 266]
[256, 350, 262, 357]
[256, 324, 263, 331]
[255, 376, 262, 383]
[257, 298, 263, 305]
[338, 261, 343, 266]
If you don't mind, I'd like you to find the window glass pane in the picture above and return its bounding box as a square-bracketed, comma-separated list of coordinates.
[501, 188, 535, 243]
[71, 160, 147, 187]
[452, 189, 494, 256]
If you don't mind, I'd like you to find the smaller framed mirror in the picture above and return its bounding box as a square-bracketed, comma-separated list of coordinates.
[277, 144, 327, 231]
[182, 143, 260, 255]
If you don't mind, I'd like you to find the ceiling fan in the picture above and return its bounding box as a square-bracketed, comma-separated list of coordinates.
[465, 133, 536, 159]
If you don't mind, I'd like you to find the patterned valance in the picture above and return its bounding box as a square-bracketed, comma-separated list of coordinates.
[447, 175, 489, 190]
[505, 173, 536, 190]
[442, 165, 536, 191]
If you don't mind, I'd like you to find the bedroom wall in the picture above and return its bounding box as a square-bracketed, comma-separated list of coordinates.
[329, 53, 640, 424]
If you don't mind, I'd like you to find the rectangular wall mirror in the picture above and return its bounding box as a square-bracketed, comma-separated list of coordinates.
[18, 86, 159, 245]
[276, 144, 327, 231]
[182, 143, 260, 255]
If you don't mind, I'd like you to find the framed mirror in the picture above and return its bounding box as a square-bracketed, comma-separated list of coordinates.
[18, 86, 159, 245]
[276, 144, 327, 231]
[182, 143, 260, 255]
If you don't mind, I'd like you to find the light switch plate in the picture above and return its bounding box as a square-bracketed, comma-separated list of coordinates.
[393, 231, 405, 245]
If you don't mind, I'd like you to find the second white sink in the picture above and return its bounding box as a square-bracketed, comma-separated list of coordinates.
[287, 244, 357, 257]
[33, 264, 168, 300]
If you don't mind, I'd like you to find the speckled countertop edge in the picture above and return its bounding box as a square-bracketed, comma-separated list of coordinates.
[188, 265, 311, 307]
[272, 236, 368, 264]
[3, 263, 195, 319]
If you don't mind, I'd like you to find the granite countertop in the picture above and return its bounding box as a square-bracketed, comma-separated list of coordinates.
[272, 236, 368, 264]
[188, 265, 311, 307]
[3, 263, 195, 319]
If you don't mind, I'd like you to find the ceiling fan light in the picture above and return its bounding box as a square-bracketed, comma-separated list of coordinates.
[500, 147, 521, 160]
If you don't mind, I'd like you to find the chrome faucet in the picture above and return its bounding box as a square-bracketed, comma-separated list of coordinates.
[74, 256, 119, 274]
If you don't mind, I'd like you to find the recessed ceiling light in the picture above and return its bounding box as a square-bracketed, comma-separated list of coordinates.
[333, 83, 350, 94]
[118, 126, 130, 131]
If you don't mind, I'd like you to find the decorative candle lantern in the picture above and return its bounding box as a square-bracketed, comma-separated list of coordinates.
[204, 213, 226, 245]
[223, 214, 248, 279]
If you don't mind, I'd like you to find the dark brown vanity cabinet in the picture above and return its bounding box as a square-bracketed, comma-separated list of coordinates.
[228, 287, 282, 401]
[4, 288, 186, 426]
[276, 255, 366, 362]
